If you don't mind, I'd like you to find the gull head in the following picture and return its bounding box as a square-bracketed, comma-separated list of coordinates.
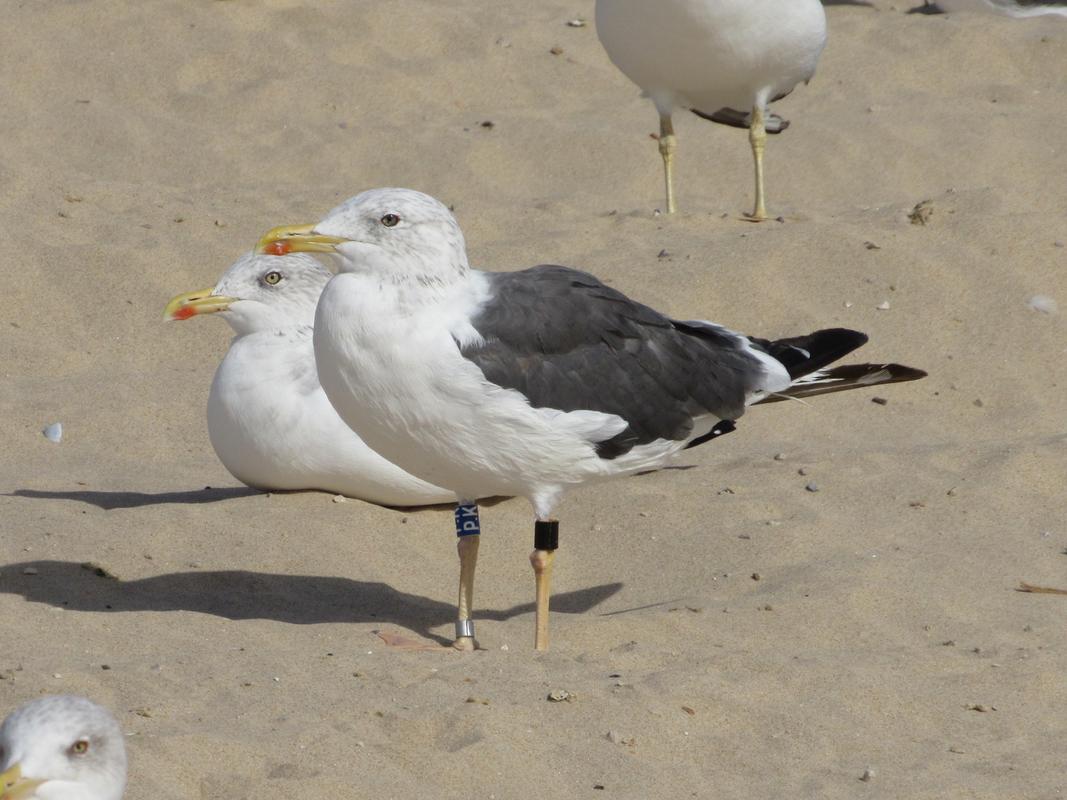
[164, 252, 332, 335]
[0, 696, 127, 800]
[255, 188, 469, 286]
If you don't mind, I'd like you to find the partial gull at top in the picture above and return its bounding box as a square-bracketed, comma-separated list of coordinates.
[256, 187, 926, 651]
[595, 0, 827, 218]
[925, 0, 1067, 16]
[0, 695, 126, 800]
[165, 251, 457, 507]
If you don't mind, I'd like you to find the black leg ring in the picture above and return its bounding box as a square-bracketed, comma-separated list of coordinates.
[534, 520, 559, 551]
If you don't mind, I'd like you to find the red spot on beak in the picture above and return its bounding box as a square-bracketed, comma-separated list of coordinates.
[265, 240, 291, 256]
[173, 305, 197, 321]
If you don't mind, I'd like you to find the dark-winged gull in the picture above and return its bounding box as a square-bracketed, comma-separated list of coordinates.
[164, 252, 456, 507]
[0, 695, 126, 800]
[256, 188, 925, 650]
[595, 0, 827, 218]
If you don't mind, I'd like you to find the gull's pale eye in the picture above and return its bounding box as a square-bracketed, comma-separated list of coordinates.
[70, 739, 90, 755]
[380, 213, 400, 228]
[263, 271, 283, 286]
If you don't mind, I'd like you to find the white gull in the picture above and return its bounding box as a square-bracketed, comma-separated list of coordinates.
[595, 0, 827, 218]
[257, 188, 925, 650]
[165, 251, 456, 507]
[0, 696, 126, 800]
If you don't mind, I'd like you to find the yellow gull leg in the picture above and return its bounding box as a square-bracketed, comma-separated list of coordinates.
[659, 113, 677, 214]
[453, 503, 481, 651]
[747, 105, 769, 221]
[531, 519, 559, 651]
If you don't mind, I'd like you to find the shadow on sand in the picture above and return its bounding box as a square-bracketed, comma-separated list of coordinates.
[0, 560, 623, 645]
[10, 486, 261, 510]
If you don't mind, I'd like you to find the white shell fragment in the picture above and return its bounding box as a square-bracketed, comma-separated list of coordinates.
[42, 422, 63, 443]
[1026, 295, 1057, 314]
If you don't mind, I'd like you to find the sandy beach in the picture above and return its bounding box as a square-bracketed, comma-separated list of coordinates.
[2, 1, 1066, 797]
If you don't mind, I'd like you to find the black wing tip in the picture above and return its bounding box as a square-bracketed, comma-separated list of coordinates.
[881, 363, 928, 381]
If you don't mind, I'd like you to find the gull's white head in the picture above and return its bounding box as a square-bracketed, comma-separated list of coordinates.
[164, 252, 332, 335]
[255, 188, 469, 285]
[0, 696, 126, 800]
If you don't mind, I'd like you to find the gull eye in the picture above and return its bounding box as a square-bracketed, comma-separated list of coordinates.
[70, 739, 90, 755]
[263, 271, 283, 286]
[380, 213, 400, 228]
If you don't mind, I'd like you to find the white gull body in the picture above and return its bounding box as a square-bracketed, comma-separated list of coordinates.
[306, 198, 779, 516]
[0, 695, 126, 800]
[595, 0, 827, 216]
[166, 252, 456, 507]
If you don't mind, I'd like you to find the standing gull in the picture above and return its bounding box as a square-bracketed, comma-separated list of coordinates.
[0, 696, 126, 800]
[164, 251, 456, 507]
[595, 0, 827, 218]
[257, 188, 925, 650]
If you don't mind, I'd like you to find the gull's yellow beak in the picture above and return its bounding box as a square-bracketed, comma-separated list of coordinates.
[0, 763, 44, 800]
[163, 288, 236, 321]
[255, 224, 349, 256]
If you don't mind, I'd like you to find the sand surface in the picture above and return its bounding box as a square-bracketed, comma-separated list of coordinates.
[2, 1, 1066, 797]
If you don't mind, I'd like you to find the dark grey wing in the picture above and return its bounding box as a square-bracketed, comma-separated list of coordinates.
[458, 266, 771, 459]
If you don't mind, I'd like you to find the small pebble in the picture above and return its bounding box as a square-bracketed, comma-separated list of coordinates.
[101, 664, 111, 670]
[797, 467, 809, 476]
[549, 45, 564, 55]
[805, 482, 820, 493]
[547, 689, 576, 702]
[1026, 295, 1057, 314]
[871, 397, 888, 405]
[42, 423, 63, 443]
[332, 495, 347, 503]
[566, 18, 586, 27]
[908, 199, 934, 225]
[751, 572, 761, 581]
[773, 452, 786, 461]
[876, 301, 891, 311]
[860, 767, 875, 782]
[22, 567, 38, 575]
[681, 706, 695, 716]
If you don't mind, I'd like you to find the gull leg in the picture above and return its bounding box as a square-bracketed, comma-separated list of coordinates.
[453, 502, 481, 651]
[530, 519, 559, 651]
[747, 105, 769, 221]
[658, 114, 677, 214]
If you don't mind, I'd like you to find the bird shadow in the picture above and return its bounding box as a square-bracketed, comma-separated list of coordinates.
[0, 560, 623, 646]
[906, 2, 945, 13]
[9, 486, 260, 510]
[8, 487, 511, 512]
